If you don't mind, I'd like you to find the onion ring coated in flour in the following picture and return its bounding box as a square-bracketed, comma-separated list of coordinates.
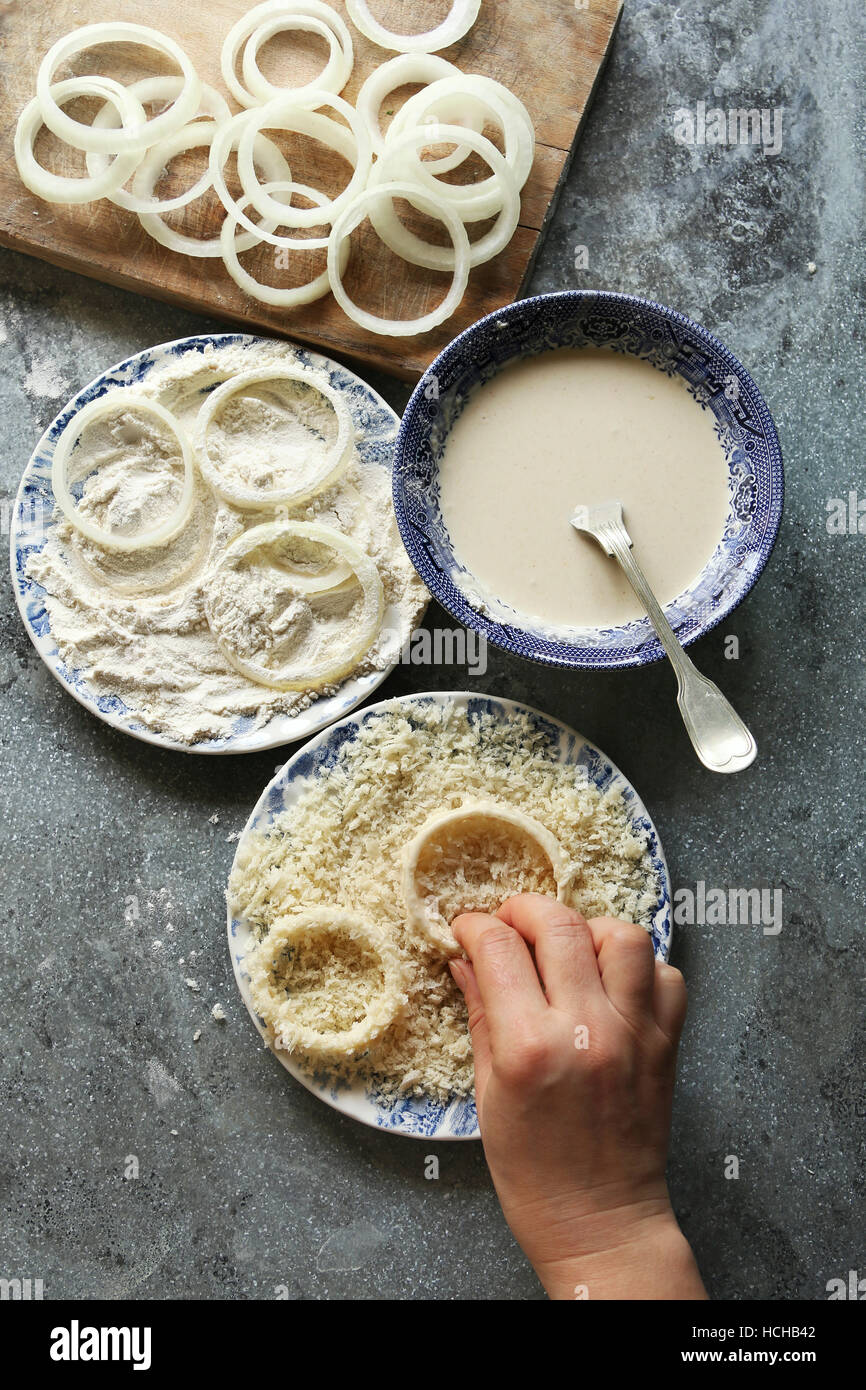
[203, 520, 384, 689]
[245, 907, 406, 1059]
[35, 22, 201, 154]
[51, 393, 195, 553]
[194, 367, 354, 509]
[402, 801, 571, 955]
[345, 0, 482, 55]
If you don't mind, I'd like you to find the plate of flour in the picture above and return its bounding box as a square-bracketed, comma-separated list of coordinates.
[10, 334, 429, 754]
[227, 691, 673, 1139]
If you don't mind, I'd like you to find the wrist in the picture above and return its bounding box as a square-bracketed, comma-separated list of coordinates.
[531, 1205, 707, 1302]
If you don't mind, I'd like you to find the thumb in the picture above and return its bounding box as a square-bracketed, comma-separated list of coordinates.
[450, 957, 492, 1104]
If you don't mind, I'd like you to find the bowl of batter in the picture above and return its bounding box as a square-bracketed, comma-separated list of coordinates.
[392, 291, 784, 668]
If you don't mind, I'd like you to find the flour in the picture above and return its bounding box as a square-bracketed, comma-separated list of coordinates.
[28, 341, 428, 744]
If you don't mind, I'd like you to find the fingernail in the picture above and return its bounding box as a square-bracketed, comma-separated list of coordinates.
[449, 959, 466, 990]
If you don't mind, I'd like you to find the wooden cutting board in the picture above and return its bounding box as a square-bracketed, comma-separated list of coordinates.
[0, 0, 622, 379]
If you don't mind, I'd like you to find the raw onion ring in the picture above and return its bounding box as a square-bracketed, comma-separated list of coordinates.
[220, 180, 349, 306]
[236, 89, 372, 230]
[204, 521, 384, 689]
[370, 122, 520, 268]
[327, 181, 471, 336]
[402, 801, 570, 955]
[194, 367, 355, 508]
[35, 22, 201, 154]
[51, 393, 195, 553]
[15, 77, 146, 205]
[345, 0, 481, 54]
[209, 108, 339, 252]
[242, 13, 346, 105]
[245, 907, 405, 1059]
[390, 72, 535, 203]
[221, 0, 353, 109]
[355, 53, 480, 170]
[87, 77, 231, 213]
[138, 120, 292, 258]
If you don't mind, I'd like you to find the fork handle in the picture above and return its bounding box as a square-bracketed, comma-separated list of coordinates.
[605, 532, 757, 774]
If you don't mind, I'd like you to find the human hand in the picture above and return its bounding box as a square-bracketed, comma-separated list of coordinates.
[450, 894, 706, 1300]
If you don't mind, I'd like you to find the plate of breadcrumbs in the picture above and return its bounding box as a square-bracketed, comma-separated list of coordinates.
[227, 691, 672, 1138]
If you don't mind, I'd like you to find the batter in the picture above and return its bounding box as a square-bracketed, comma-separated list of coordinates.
[438, 348, 731, 629]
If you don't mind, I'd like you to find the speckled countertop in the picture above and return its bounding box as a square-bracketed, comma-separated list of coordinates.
[1, 0, 863, 1300]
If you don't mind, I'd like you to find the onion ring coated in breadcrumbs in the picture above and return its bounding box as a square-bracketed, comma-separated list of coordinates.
[245, 907, 407, 1059]
[402, 800, 571, 955]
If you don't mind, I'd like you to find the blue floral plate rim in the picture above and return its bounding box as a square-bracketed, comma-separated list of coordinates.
[227, 689, 673, 1140]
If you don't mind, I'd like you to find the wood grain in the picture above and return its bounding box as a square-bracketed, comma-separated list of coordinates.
[0, 0, 622, 379]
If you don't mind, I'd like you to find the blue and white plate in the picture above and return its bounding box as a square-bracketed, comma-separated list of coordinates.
[228, 690, 672, 1140]
[10, 333, 418, 755]
[393, 291, 784, 669]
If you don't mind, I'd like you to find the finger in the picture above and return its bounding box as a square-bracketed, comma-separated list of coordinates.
[451, 911, 548, 1059]
[495, 894, 605, 1014]
[449, 958, 493, 1098]
[653, 960, 688, 1046]
[585, 916, 657, 1024]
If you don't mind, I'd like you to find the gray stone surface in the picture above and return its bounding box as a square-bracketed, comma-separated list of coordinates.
[1, 0, 863, 1300]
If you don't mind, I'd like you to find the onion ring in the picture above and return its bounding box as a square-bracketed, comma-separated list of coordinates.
[209, 108, 341, 252]
[35, 22, 201, 154]
[390, 73, 535, 203]
[204, 521, 384, 689]
[242, 13, 346, 105]
[15, 78, 146, 205]
[194, 367, 355, 508]
[370, 123, 520, 268]
[345, 0, 481, 54]
[87, 77, 231, 213]
[51, 393, 195, 553]
[138, 120, 292, 258]
[355, 53, 480, 171]
[236, 89, 372, 230]
[402, 801, 571, 955]
[221, 0, 353, 109]
[245, 907, 405, 1059]
[220, 180, 349, 306]
[327, 180, 471, 336]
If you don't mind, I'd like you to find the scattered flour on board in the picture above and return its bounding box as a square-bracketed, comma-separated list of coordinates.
[228, 698, 661, 1104]
[27, 341, 428, 744]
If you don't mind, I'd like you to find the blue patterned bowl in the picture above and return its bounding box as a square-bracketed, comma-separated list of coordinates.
[228, 690, 672, 1139]
[392, 291, 784, 669]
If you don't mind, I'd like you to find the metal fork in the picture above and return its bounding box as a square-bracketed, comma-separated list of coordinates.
[571, 500, 757, 774]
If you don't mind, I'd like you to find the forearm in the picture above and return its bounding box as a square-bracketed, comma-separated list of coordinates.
[532, 1209, 707, 1301]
